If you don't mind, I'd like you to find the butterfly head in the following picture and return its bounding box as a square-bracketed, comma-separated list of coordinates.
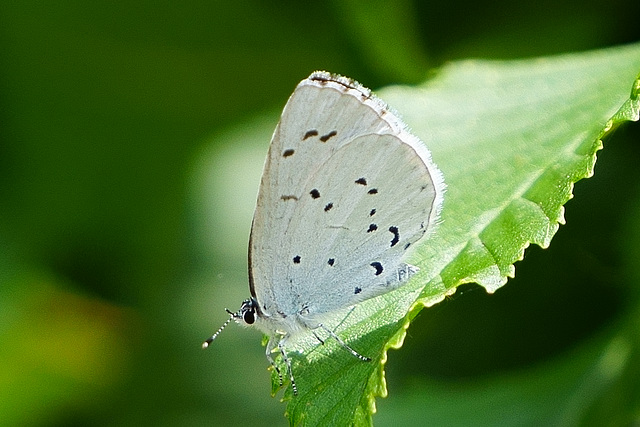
[236, 298, 259, 325]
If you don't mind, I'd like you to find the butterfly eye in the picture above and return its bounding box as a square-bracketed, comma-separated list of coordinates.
[243, 309, 255, 324]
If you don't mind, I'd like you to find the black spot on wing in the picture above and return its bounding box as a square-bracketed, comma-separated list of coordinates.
[367, 223, 377, 233]
[370, 262, 383, 276]
[354, 287, 362, 294]
[319, 130, 337, 142]
[281, 195, 298, 201]
[293, 255, 301, 264]
[324, 202, 333, 212]
[389, 226, 400, 247]
[282, 149, 294, 157]
[328, 258, 335, 266]
[355, 177, 367, 186]
[369, 209, 376, 216]
[310, 189, 320, 199]
[303, 129, 318, 140]
[368, 188, 378, 195]
[404, 242, 411, 250]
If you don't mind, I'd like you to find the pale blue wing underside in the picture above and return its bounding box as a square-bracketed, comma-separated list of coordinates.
[249, 72, 443, 323]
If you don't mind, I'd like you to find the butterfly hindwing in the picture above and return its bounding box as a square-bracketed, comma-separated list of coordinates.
[274, 132, 438, 316]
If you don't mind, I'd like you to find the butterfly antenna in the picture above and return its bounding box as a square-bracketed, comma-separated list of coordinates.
[202, 309, 236, 349]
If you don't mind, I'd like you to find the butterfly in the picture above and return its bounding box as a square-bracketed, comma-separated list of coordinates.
[204, 71, 444, 395]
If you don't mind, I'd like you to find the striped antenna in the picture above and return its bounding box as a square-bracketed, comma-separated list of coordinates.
[202, 309, 236, 349]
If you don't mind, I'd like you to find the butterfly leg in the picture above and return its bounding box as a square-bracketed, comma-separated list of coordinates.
[318, 324, 371, 362]
[265, 337, 284, 387]
[277, 337, 298, 395]
[312, 330, 325, 345]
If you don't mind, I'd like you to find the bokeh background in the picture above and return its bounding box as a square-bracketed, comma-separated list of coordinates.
[1, 1, 639, 426]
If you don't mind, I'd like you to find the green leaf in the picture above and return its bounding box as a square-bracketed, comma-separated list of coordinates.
[277, 43, 640, 426]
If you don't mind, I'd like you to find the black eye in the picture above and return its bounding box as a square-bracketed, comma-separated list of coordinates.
[243, 310, 255, 324]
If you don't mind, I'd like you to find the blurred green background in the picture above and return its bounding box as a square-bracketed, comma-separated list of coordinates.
[1, 1, 639, 426]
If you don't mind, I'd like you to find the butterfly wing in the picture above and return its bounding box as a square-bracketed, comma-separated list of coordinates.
[249, 72, 444, 321]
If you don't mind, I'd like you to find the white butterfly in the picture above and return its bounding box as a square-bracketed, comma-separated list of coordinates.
[204, 71, 444, 395]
